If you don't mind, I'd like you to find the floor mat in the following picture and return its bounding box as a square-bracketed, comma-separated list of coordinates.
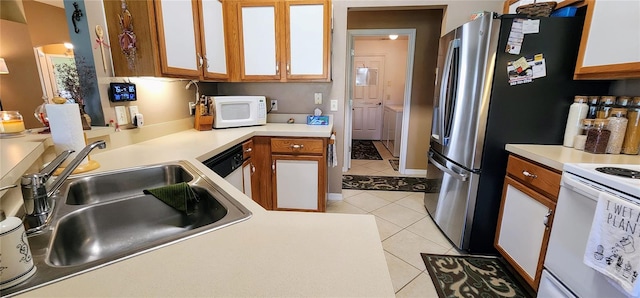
[351, 140, 382, 160]
[389, 159, 399, 171]
[421, 253, 535, 298]
[342, 175, 440, 192]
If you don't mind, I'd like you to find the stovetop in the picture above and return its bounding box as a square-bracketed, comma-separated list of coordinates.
[564, 163, 640, 198]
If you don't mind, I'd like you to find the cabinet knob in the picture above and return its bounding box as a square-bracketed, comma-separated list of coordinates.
[287, 62, 290, 75]
[522, 170, 537, 179]
[245, 148, 252, 153]
[197, 53, 204, 69]
[276, 63, 280, 75]
[290, 144, 304, 149]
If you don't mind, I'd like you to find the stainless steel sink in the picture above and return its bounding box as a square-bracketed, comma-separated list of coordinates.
[4, 161, 251, 297]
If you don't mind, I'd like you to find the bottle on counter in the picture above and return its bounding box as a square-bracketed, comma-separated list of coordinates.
[587, 96, 599, 119]
[574, 119, 594, 151]
[585, 119, 610, 154]
[605, 108, 628, 154]
[597, 96, 616, 119]
[563, 96, 589, 147]
[622, 97, 640, 155]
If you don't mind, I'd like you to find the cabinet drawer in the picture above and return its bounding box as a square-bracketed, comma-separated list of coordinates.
[271, 138, 324, 155]
[507, 155, 561, 199]
[242, 139, 253, 159]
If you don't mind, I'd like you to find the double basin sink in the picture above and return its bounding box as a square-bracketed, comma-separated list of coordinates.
[5, 161, 251, 296]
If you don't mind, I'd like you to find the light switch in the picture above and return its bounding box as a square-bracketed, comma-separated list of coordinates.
[314, 93, 322, 105]
[115, 106, 128, 125]
[330, 100, 338, 111]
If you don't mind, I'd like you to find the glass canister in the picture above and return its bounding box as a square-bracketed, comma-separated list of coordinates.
[622, 97, 640, 154]
[597, 96, 616, 119]
[606, 108, 628, 154]
[0, 111, 26, 134]
[587, 96, 599, 119]
[563, 96, 589, 147]
[585, 119, 610, 154]
[617, 96, 631, 108]
[574, 119, 594, 151]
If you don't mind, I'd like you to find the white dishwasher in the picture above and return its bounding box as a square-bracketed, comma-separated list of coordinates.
[540, 163, 640, 297]
[202, 144, 245, 191]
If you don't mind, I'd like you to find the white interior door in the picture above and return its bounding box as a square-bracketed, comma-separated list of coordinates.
[352, 56, 384, 140]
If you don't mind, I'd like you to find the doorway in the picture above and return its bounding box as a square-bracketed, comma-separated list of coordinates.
[344, 29, 416, 175]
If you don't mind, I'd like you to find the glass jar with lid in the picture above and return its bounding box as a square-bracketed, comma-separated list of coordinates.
[563, 96, 589, 147]
[606, 108, 628, 154]
[585, 119, 610, 154]
[587, 96, 599, 119]
[597, 96, 616, 119]
[0, 111, 26, 134]
[574, 119, 594, 151]
[617, 96, 631, 108]
[622, 97, 640, 154]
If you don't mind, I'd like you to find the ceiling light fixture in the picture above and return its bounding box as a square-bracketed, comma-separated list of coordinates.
[388, 34, 398, 40]
[64, 42, 74, 49]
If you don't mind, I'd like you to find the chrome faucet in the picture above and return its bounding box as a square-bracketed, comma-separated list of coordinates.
[20, 140, 106, 233]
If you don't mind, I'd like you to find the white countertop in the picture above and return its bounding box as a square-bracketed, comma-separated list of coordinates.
[505, 144, 640, 171]
[2, 121, 395, 297]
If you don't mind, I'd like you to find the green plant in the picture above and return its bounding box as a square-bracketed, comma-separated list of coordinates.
[54, 56, 95, 106]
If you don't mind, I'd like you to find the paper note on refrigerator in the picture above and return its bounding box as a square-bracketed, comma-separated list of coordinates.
[507, 57, 547, 85]
[506, 19, 525, 55]
[522, 19, 540, 34]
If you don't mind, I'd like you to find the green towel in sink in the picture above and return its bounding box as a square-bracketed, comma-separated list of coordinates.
[143, 182, 200, 214]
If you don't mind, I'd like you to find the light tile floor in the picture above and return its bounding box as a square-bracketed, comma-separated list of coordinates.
[327, 141, 459, 296]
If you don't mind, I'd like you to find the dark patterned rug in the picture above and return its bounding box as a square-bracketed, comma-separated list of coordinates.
[389, 159, 399, 171]
[421, 254, 534, 298]
[342, 175, 440, 192]
[351, 140, 382, 160]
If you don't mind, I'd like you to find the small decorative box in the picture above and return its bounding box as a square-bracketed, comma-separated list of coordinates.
[307, 115, 329, 125]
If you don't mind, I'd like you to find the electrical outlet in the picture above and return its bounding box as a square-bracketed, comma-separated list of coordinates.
[188, 102, 196, 115]
[314, 93, 322, 104]
[115, 106, 128, 125]
[271, 99, 278, 111]
[330, 100, 338, 111]
[128, 106, 139, 123]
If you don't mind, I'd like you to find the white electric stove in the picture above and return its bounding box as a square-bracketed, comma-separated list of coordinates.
[538, 163, 640, 298]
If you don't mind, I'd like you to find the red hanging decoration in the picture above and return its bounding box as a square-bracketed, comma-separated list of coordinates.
[118, 0, 137, 70]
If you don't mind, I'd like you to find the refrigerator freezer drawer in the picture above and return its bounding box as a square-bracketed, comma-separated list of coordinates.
[425, 150, 480, 251]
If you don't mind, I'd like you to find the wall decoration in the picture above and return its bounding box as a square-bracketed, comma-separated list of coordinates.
[71, 2, 83, 34]
[94, 25, 110, 72]
[118, 0, 137, 70]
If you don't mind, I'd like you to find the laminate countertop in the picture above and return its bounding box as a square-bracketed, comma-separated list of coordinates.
[2, 121, 395, 297]
[505, 144, 640, 171]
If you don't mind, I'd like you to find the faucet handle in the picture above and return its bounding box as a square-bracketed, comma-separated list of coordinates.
[39, 149, 74, 179]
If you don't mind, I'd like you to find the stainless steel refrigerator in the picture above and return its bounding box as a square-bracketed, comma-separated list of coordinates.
[424, 12, 610, 253]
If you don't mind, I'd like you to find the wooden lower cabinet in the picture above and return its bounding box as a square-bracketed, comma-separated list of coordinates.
[245, 136, 327, 212]
[495, 155, 561, 291]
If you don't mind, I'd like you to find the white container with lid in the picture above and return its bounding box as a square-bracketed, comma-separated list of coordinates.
[563, 96, 589, 147]
[0, 210, 37, 290]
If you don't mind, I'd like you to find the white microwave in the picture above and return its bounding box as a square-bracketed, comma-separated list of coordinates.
[209, 96, 267, 129]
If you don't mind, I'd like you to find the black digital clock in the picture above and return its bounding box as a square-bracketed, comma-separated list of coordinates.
[108, 82, 137, 102]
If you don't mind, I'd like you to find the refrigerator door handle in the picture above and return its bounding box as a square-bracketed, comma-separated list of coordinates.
[438, 39, 461, 146]
[428, 153, 468, 182]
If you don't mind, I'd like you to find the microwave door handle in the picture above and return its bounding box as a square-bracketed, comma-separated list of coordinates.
[436, 39, 455, 146]
[442, 39, 461, 146]
[428, 153, 468, 182]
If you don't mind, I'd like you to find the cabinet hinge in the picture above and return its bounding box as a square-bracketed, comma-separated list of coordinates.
[350, 49, 355, 56]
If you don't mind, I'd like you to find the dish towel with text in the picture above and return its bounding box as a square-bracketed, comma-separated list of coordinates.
[584, 191, 640, 297]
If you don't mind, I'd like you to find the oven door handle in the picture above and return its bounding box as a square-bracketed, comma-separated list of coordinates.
[561, 173, 600, 200]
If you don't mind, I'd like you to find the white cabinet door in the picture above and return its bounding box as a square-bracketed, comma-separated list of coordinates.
[156, 0, 201, 76]
[242, 160, 253, 198]
[497, 182, 551, 282]
[273, 156, 321, 210]
[200, 0, 227, 79]
[286, 2, 327, 79]
[239, 3, 279, 79]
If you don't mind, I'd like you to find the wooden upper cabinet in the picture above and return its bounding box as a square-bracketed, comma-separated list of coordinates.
[154, 0, 202, 77]
[227, 0, 331, 82]
[574, 0, 640, 79]
[199, 0, 228, 80]
[285, 0, 330, 81]
[237, 1, 282, 81]
[103, 0, 228, 80]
